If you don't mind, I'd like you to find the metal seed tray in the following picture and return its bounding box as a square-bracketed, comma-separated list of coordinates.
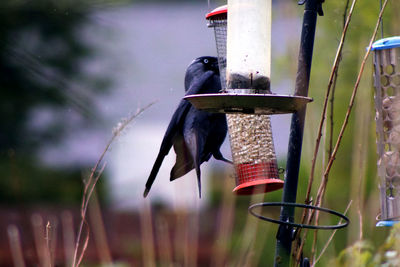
[184, 93, 313, 115]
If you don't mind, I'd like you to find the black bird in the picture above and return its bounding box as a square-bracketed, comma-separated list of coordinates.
[143, 56, 231, 198]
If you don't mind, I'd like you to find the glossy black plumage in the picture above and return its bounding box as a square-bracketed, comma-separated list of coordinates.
[143, 56, 230, 198]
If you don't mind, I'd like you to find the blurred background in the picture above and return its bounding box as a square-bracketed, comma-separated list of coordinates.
[1, 0, 400, 266]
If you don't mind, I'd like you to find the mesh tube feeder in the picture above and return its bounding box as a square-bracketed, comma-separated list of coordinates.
[208, 4, 282, 195]
[372, 37, 400, 227]
[185, 4, 312, 195]
[225, 1, 283, 195]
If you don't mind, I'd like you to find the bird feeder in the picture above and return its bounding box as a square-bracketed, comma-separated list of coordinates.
[185, 3, 312, 195]
[204, 3, 283, 195]
[372, 37, 400, 226]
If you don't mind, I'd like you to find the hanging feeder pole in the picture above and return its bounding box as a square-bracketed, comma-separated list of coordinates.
[274, 0, 323, 266]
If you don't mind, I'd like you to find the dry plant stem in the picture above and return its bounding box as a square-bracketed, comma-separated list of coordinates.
[296, 1, 389, 263]
[356, 79, 371, 241]
[155, 217, 173, 267]
[45, 218, 58, 267]
[315, 0, 388, 212]
[74, 164, 105, 267]
[312, 200, 352, 266]
[310, 176, 328, 262]
[328, 0, 349, 157]
[312, 106, 331, 260]
[45, 222, 50, 262]
[246, 224, 269, 267]
[187, 203, 199, 267]
[343, 0, 350, 28]
[88, 192, 112, 264]
[358, 212, 363, 240]
[31, 214, 51, 267]
[211, 175, 236, 267]
[311, 221, 318, 264]
[357, 177, 363, 241]
[234, 193, 264, 266]
[328, 73, 338, 157]
[173, 210, 186, 264]
[7, 225, 26, 267]
[51, 219, 58, 267]
[348, 74, 370, 242]
[304, 0, 357, 210]
[295, 0, 357, 262]
[72, 101, 156, 267]
[140, 200, 156, 267]
[61, 211, 75, 267]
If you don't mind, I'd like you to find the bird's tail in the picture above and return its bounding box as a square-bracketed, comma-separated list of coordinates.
[143, 187, 150, 198]
[143, 152, 166, 198]
[196, 166, 201, 198]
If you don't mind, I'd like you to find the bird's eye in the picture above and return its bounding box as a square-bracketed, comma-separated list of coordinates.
[203, 59, 209, 64]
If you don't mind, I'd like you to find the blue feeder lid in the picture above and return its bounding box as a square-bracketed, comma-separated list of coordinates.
[376, 220, 400, 227]
[372, 36, 400, 51]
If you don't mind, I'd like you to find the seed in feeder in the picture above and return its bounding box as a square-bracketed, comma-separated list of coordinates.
[227, 73, 271, 93]
[227, 114, 277, 165]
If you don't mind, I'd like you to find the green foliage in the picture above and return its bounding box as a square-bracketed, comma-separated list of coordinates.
[332, 224, 400, 266]
[373, 224, 400, 266]
[331, 241, 375, 267]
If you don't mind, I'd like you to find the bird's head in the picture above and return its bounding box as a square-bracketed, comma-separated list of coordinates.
[184, 56, 219, 91]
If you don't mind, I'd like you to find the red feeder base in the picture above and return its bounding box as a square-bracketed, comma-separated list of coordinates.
[233, 162, 284, 195]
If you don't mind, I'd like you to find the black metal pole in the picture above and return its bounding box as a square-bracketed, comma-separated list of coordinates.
[274, 0, 323, 266]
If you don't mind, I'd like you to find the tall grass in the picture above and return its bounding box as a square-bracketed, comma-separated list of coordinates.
[72, 102, 156, 267]
[7, 225, 26, 267]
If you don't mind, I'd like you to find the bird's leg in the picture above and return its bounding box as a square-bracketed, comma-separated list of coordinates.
[213, 150, 233, 164]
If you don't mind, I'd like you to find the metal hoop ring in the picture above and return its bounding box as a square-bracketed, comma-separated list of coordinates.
[248, 202, 349, 230]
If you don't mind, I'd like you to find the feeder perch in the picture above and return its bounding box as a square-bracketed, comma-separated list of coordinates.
[372, 37, 400, 226]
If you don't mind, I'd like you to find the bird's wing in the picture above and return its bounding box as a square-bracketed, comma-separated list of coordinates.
[168, 70, 216, 181]
[170, 134, 193, 181]
[185, 129, 204, 198]
[144, 70, 216, 198]
[143, 100, 191, 197]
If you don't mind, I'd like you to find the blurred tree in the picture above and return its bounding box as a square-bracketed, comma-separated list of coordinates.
[0, 0, 111, 153]
[0, 0, 118, 204]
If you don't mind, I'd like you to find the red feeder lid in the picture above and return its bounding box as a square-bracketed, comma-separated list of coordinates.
[205, 5, 227, 19]
[233, 179, 284, 195]
[233, 162, 283, 195]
